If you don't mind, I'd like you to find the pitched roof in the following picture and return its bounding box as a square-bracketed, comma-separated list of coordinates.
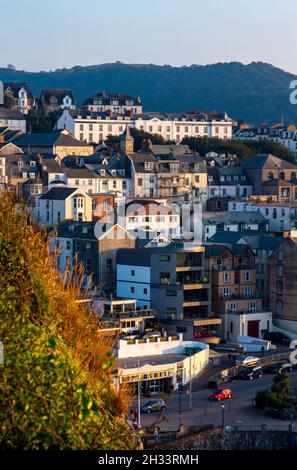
[4, 82, 34, 99]
[84, 92, 141, 106]
[39, 187, 77, 200]
[41, 88, 75, 105]
[243, 154, 297, 170]
[13, 130, 91, 148]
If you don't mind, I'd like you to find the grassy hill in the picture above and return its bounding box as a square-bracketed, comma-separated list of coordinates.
[1, 61, 297, 124]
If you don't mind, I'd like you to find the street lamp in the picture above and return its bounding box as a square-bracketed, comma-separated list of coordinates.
[178, 382, 183, 427]
[221, 404, 225, 429]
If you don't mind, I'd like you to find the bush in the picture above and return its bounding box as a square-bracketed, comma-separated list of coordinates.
[255, 390, 289, 410]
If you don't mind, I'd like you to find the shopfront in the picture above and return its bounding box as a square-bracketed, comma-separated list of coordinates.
[119, 369, 174, 396]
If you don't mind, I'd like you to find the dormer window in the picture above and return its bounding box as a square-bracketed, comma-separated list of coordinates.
[100, 169, 106, 176]
[144, 162, 154, 171]
[111, 170, 116, 176]
[220, 176, 225, 182]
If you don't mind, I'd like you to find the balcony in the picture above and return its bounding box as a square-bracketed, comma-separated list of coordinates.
[220, 292, 262, 301]
[103, 308, 156, 320]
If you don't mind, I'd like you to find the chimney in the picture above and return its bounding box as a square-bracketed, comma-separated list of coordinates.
[0, 135, 4, 143]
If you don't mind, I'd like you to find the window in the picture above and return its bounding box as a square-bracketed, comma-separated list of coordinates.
[277, 264, 283, 277]
[277, 250, 283, 261]
[131, 270, 135, 276]
[223, 273, 230, 284]
[130, 286, 135, 293]
[86, 258, 92, 274]
[159, 255, 170, 262]
[249, 301, 257, 313]
[276, 299, 283, 316]
[66, 241, 71, 250]
[244, 272, 252, 281]
[138, 178, 143, 186]
[277, 281, 283, 295]
[143, 288, 148, 294]
[106, 259, 113, 271]
[166, 289, 177, 297]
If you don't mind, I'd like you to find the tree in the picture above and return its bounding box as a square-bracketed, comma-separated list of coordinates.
[271, 372, 292, 396]
[6, 64, 16, 71]
[0, 193, 140, 450]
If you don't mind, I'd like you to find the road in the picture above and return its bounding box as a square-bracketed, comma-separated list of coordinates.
[138, 370, 297, 430]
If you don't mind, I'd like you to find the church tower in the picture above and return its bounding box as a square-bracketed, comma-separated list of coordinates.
[120, 125, 134, 154]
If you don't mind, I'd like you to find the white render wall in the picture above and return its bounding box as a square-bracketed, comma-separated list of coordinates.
[228, 200, 297, 232]
[116, 335, 209, 359]
[57, 110, 233, 144]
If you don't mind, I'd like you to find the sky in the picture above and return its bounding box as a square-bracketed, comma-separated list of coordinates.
[1, 0, 297, 74]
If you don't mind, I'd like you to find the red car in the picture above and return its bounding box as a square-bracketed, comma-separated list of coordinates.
[208, 388, 233, 401]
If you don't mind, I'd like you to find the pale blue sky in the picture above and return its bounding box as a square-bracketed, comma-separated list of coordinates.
[1, 0, 297, 73]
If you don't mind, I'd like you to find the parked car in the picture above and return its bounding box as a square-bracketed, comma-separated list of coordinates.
[235, 356, 261, 367]
[208, 388, 233, 401]
[264, 362, 293, 374]
[240, 366, 263, 380]
[140, 399, 166, 414]
[263, 331, 291, 345]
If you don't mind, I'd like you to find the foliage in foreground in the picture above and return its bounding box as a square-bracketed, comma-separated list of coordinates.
[0, 193, 140, 450]
[255, 372, 297, 420]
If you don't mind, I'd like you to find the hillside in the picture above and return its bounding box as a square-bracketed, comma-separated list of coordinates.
[0, 192, 140, 450]
[1, 61, 297, 124]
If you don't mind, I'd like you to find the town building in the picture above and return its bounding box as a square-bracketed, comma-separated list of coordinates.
[207, 166, 253, 200]
[202, 211, 268, 241]
[83, 91, 142, 114]
[209, 231, 283, 308]
[54, 221, 135, 292]
[229, 197, 297, 232]
[268, 234, 297, 334]
[0, 108, 26, 132]
[57, 109, 234, 144]
[13, 129, 93, 158]
[124, 199, 181, 239]
[34, 187, 93, 226]
[0, 82, 34, 114]
[115, 334, 209, 395]
[205, 243, 272, 341]
[38, 88, 76, 115]
[128, 147, 208, 207]
[116, 243, 222, 342]
[243, 154, 297, 200]
[234, 124, 297, 161]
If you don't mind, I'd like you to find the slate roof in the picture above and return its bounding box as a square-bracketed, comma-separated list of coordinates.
[39, 187, 77, 200]
[243, 154, 297, 170]
[4, 82, 34, 99]
[13, 131, 91, 148]
[0, 108, 25, 120]
[41, 88, 75, 105]
[84, 92, 141, 106]
[202, 211, 267, 225]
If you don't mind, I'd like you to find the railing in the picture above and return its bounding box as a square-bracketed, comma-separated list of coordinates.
[107, 309, 155, 319]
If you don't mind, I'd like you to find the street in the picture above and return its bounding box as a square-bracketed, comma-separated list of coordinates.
[138, 370, 297, 430]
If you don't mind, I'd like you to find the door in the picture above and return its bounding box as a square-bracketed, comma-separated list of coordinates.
[247, 320, 260, 338]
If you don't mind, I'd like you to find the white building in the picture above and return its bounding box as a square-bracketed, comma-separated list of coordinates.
[34, 187, 92, 226]
[115, 334, 209, 394]
[0, 108, 26, 132]
[207, 167, 253, 199]
[124, 200, 181, 238]
[202, 211, 268, 241]
[57, 109, 234, 144]
[83, 92, 142, 114]
[228, 199, 297, 232]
